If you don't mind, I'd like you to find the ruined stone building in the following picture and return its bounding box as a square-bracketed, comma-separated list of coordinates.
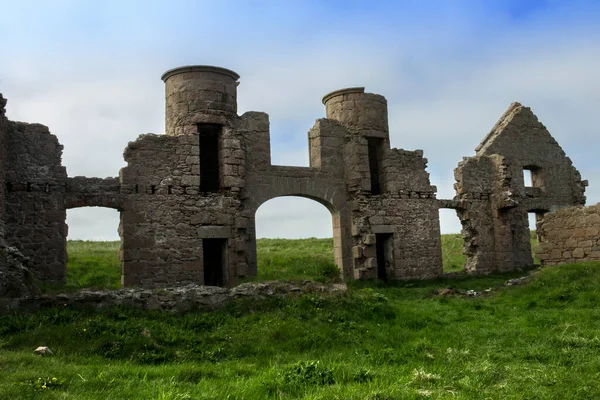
[0, 65, 589, 289]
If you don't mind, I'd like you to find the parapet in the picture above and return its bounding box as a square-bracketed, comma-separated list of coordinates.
[322, 87, 389, 136]
[162, 65, 240, 136]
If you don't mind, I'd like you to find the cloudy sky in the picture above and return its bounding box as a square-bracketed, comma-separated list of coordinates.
[1, 0, 599, 240]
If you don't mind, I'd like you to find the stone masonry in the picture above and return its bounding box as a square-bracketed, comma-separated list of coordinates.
[0, 65, 592, 290]
[536, 203, 600, 265]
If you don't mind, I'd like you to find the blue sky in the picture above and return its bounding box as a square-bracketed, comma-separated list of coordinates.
[1, 0, 599, 239]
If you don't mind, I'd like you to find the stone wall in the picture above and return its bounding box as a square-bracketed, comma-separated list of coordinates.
[65, 177, 122, 209]
[0, 94, 6, 238]
[453, 103, 587, 274]
[0, 94, 37, 298]
[1, 281, 347, 315]
[537, 203, 600, 265]
[4, 121, 68, 283]
[0, 66, 592, 292]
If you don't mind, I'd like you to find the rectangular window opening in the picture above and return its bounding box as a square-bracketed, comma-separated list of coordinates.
[203, 238, 227, 286]
[367, 137, 384, 195]
[523, 168, 533, 187]
[199, 124, 222, 192]
[375, 233, 394, 281]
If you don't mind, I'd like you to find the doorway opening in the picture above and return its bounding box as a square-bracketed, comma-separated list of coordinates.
[203, 238, 227, 286]
[375, 233, 394, 281]
[438, 208, 465, 272]
[528, 210, 546, 263]
[254, 196, 340, 282]
[65, 207, 121, 290]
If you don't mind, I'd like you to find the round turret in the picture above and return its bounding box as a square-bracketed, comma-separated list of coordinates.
[162, 65, 240, 136]
[322, 87, 389, 134]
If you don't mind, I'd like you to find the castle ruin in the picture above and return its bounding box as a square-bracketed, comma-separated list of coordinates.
[0, 65, 589, 289]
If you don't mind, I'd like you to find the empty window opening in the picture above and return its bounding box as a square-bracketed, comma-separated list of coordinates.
[66, 207, 121, 290]
[5, 182, 12, 192]
[439, 208, 466, 273]
[523, 168, 533, 187]
[367, 137, 384, 195]
[203, 238, 227, 286]
[375, 233, 394, 281]
[27, 182, 32, 192]
[255, 196, 340, 282]
[523, 166, 543, 188]
[199, 123, 222, 192]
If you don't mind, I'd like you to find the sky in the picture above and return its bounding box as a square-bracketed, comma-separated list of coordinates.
[1, 0, 599, 240]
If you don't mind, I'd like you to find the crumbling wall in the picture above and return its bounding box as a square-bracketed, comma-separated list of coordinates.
[0, 94, 38, 298]
[453, 102, 587, 274]
[537, 203, 600, 265]
[1, 66, 592, 291]
[0, 94, 6, 238]
[453, 156, 496, 272]
[4, 121, 68, 283]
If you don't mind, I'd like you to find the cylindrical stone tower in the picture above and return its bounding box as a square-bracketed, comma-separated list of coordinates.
[161, 65, 240, 136]
[322, 87, 389, 137]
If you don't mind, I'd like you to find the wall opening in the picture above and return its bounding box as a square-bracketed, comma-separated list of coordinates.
[523, 166, 543, 188]
[528, 210, 546, 263]
[439, 208, 465, 272]
[254, 196, 339, 282]
[523, 168, 533, 187]
[199, 123, 222, 192]
[367, 137, 384, 194]
[203, 238, 227, 286]
[375, 233, 393, 281]
[65, 207, 121, 290]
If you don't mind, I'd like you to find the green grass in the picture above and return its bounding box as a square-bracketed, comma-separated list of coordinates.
[440, 234, 466, 272]
[63, 234, 541, 289]
[253, 238, 339, 282]
[64, 241, 121, 291]
[2, 262, 600, 398]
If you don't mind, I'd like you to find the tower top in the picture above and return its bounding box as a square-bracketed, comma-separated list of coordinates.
[161, 65, 240, 82]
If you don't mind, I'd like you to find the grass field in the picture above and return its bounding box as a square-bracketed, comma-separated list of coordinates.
[2, 260, 600, 398]
[2, 234, 586, 399]
[64, 234, 538, 289]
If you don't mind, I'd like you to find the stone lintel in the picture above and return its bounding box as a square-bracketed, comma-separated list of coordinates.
[197, 225, 232, 238]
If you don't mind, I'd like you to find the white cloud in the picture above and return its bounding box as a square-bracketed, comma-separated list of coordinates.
[2, 3, 598, 239]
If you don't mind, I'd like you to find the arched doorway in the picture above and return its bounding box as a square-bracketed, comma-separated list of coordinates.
[252, 196, 342, 282]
